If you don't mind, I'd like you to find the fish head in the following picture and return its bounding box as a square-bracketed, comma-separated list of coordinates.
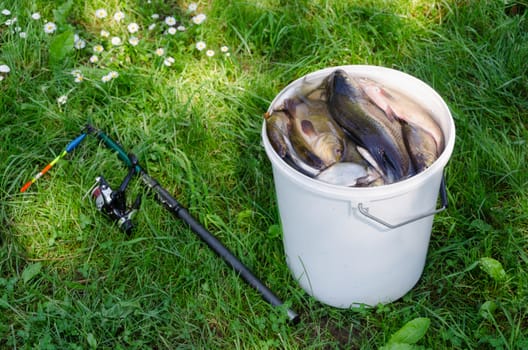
[314, 133, 344, 166]
[325, 69, 362, 101]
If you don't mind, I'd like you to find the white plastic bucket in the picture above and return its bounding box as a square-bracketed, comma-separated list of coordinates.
[262, 65, 455, 308]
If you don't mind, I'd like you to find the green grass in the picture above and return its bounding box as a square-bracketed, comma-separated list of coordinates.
[1, 0, 527, 348]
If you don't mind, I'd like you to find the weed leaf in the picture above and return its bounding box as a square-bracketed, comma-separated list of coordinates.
[479, 257, 507, 281]
[268, 224, 282, 238]
[49, 30, 74, 64]
[22, 262, 42, 283]
[479, 300, 498, 320]
[87, 332, 97, 349]
[388, 317, 430, 345]
[53, 0, 74, 26]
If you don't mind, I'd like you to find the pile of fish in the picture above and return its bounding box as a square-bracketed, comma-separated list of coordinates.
[265, 69, 445, 187]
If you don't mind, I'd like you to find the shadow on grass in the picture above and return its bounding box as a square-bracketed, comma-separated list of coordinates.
[1, 0, 527, 348]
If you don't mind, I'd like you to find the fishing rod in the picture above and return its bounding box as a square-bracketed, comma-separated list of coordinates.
[20, 132, 88, 192]
[19, 125, 299, 322]
[87, 125, 300, 323]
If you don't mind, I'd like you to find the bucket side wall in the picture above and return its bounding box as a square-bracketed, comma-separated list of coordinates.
[271, 161, 437, 307]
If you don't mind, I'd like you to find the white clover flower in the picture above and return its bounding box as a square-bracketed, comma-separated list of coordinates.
[19, 32, 27, 38]
[151, 14, 160, 20]
[71, 70, 85, 83]
[0, 76, 4, 81]
[177, 25, 186, 31]
[93, 44, 104, 53]
[44, 22, 57, 34]
[128, 36, 139, 46]
[188, 3, 198, 12]
[1, 9, 11, 16]
[108, 71, 119, 79]
[113, 11, 125, 22]
[225, 52, 231, 57]
[148, 23, 156, 31]
[220, 46, 229, 53]
[0, 64, 10, 73]
[127, 22, 139, 33]
[100, 30, 110, 37]
[89, 55, 99, 63]
[74, 39, 86, 49]
[5, 17, 16, 26]
[111, 36, 122, 45]
[167, 27, 176, 35]
[165, 16, 176, 26]
[155, 48, 164, 56]
[195, 41, 206, 51]
[163, 57, 175, 66]
[95, 9, 108, 19]
[101, 74, 111, 83]
[206, 49, 215, 57]
[31, 12, 41, 20]
[57, 95, 68, 105]
[192, 13, 206, 25]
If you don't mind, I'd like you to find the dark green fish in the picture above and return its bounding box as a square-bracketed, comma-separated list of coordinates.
[324, 69, 413, 183]
[402, 121, 438, 172]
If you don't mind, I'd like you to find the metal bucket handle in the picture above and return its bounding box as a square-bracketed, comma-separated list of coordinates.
[358, 174, 448, 229]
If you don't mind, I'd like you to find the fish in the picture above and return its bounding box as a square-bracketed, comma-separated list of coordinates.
[316, 162, 383, 187]
[283, 97, 345, 169]
[402, 121, 438, 172]
[264, 110, 320, 177]
[294, 74, 328, 102]
[358, 77, 444, 156]
[342, 136, 369, 165]
[265, 110, 291, 158]
[324, 69, 414, 183]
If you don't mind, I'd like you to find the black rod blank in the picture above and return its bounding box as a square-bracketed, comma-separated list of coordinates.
[92, 127, 299, 323]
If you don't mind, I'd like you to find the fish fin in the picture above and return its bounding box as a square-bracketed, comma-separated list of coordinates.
[384, 105, 398, 122]
[379, 87, 394, 98]
[283, 98, 300, 116]
[372, 87, 399, 122]
[300, 120, 316, 137]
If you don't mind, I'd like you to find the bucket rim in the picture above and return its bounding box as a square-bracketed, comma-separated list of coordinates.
[262, 64, 456, 200]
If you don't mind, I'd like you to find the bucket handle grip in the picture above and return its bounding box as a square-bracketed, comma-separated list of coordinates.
[357, 174, 448, 229]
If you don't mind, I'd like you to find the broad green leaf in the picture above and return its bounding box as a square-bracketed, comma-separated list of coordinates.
[49, 30, 75, 64]
[479, 257, 507, 281]
[22, 262, 42, 283]
[268, 224, 282, 238]
[53, 0, 74, 26]
[87, 332, 97, 349]
[388, 317, 430, 345]
[479, 300, 498, 320]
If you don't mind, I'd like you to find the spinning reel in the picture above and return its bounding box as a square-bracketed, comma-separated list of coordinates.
[90, 153, 141, 234]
